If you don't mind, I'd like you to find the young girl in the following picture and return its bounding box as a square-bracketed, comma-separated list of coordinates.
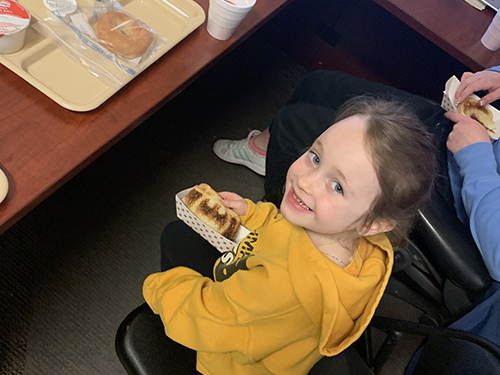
[143, 95, 436, 375]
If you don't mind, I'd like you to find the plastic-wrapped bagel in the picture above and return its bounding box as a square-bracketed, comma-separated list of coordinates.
[95, 11, 153, 59]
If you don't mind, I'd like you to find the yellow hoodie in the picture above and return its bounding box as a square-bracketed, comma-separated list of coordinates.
[143, 201, 393, 374]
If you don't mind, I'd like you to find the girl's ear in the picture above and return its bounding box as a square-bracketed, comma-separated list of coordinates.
[360, 219, 396, 237]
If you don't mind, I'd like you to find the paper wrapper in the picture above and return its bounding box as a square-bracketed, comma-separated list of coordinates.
[176, 187, 250, 253]
[442, 75, 500, 139]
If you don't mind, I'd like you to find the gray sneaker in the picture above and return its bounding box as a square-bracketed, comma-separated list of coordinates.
[213, 130, 266, 176]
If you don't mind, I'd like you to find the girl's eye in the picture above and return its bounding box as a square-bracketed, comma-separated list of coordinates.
[331, 181, 343, 194]
[309, 151, 320, 165]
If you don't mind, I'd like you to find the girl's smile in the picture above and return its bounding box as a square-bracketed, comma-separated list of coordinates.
[287, 188, 313, 212]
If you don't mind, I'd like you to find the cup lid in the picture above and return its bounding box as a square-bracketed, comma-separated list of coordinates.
[43, 0, 77, 16]
[0, 0, 30, 36]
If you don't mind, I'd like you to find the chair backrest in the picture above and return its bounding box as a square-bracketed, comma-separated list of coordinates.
[388, 191, 493, 324]
[413, 192, 492, 294]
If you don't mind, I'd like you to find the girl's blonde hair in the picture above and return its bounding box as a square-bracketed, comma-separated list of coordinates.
[336, 95, 437, 247]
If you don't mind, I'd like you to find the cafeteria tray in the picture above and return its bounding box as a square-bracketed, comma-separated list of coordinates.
[0, 0, 205, 111]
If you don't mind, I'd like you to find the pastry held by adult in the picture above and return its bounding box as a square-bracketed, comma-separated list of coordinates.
[457, 97, 496, 136]
[95, 11, 153, 59]
[182, 183, 241, 241]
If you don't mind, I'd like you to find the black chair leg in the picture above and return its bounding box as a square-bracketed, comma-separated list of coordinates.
[371, 330, 403, 374]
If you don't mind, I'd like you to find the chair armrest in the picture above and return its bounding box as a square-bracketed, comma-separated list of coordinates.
[371, 316, 500, 353]
[370, 316, 500, 375]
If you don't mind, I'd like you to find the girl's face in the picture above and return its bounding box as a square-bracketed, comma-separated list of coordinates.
[281, 115, 382, 238]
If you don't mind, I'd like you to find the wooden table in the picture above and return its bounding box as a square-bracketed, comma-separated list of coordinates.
[0, 0, 289, 235]
[373, 0, 500, 71]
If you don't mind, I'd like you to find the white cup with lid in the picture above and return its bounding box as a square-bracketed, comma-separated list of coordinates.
[207, 0, 256, 40]
[0, 0, 31, 54]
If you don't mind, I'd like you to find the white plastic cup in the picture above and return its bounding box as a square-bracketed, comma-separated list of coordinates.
[491, 13, 500, 30]
[489, 21, 500, 37]
[482, 23, 500, 51]
[491, 18, 500, 33]
[206, 0, 256, 41]
[0, 0, 31, 54]
[484, 8, 500, 50]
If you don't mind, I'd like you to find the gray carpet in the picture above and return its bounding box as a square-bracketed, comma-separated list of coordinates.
[0, 30, 308, 375]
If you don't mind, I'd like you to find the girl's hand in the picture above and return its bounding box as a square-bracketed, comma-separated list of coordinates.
[444, 111, 491, 154]
[455, 70, 500, 106]
[218, 191, 248, 216]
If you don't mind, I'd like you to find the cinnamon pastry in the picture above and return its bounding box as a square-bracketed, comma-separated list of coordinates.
[182, 183, 241, 241]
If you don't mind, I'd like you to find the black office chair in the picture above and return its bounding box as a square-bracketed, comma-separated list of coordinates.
[115, 302, 500, 375]
[115, 192, 496, 374]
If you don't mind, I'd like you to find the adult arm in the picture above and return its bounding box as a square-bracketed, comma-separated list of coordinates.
[446, 112, 500, 280]
[453, 142, 500, 280]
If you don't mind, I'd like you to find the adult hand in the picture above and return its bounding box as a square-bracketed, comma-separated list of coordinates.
[218, 191, 248, 216]
[455, 70, 500, 106]
[444, 111, 491, 154]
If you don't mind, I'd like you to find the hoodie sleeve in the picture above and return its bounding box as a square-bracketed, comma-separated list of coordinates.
[240, 200, 280, 231]
[143, 262, 300, 364]
[143, 268, 249, 356]
[453, 141, 500, 280]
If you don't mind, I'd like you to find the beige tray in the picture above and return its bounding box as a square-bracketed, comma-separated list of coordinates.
[0, 0, 205, 111]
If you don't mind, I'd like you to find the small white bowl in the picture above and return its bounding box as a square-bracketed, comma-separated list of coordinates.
[0, 167, 8, 204]
[0, 0, 31, 54]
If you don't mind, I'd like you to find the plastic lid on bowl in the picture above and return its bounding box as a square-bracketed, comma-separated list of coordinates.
[0, 0, 30, 36]
[43, 0, 77, 16]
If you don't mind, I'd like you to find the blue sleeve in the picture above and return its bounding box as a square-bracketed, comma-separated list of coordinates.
[453, 141, 500, 280]
[486, 66, 500, 73]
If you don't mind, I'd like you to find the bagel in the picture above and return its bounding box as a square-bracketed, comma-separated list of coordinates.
[457, 98, 496, 136]
[95, 11, 153, 59]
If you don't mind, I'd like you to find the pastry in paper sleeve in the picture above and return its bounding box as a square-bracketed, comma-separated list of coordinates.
[182, 183, 240, 240]
[442, 75, 500, 139]
[176, 184, 250, 252]
[457, 98, 496, 137]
